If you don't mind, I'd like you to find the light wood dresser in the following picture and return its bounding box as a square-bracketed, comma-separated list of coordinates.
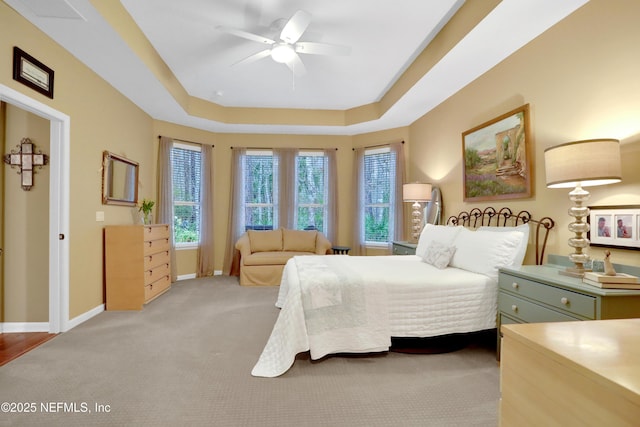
[104, 224, 171, 310]
[500, 319, 640, 426]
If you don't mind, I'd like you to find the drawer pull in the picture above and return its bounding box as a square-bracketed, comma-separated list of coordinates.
[512, 282, 519, 290]
[511, 305, 518, 312]
[561, 297, 569, 305]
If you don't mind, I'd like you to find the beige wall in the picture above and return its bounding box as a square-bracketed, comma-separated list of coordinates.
[1, 3, 156, 320]
[408, 0, 640, 266]
[2, 0, 639, 325]
[3, 105, 49, 322]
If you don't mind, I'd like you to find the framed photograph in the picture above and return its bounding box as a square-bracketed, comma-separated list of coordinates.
[588, 205, 640, 250]
[12, 47, 54, 99]
[462, 104, 531, 202]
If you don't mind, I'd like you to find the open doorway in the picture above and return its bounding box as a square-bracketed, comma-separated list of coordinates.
[0, 83, 69, 334]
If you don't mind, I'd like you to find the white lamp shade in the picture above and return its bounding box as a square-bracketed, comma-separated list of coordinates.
[544, 139, 622, 188]
[403, 183, 432, 202]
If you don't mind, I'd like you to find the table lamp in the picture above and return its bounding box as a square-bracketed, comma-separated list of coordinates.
[544, 139, 622, 277]
[403, 183, 432, 243]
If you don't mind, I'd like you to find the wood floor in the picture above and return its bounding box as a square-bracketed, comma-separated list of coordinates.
[0, 333, 57, 366]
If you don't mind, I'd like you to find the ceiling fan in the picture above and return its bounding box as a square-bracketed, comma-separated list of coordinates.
[217, 10, 351, 76]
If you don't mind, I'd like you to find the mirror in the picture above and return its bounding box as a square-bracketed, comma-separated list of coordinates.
[102, 151, 139, 206]
[425, 186, 442, 225]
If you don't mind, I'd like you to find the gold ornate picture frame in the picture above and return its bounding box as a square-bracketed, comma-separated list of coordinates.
[462, 104, 532, 202]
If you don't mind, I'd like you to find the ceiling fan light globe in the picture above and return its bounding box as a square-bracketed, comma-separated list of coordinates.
[271, 43, 295, 63]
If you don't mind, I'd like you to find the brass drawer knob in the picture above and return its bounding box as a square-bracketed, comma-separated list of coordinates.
[512, 282, 519, 290]
[561, 297, 569, 305]
[511, 305, 518, 312]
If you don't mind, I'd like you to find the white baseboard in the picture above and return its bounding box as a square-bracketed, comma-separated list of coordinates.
[0, 304, 105, 334]
[64, 304, 104, 332]
[177, 271, 223, 281]
[2, 322, 50, 333]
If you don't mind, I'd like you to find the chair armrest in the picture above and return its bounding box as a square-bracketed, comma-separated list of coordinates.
[235, 233, 252, 261]
[315, 233, 332, 255]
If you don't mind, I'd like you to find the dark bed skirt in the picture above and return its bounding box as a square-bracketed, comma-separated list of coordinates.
[390, 329, 497, 354]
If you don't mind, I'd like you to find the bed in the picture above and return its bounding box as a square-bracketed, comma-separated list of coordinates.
[252, 207, 554, 377]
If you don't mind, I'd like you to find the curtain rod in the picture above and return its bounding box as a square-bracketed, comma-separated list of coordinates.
[352, 140, 404, 151]
[158, 135, 214, 147]
[230, 146, 338, 151]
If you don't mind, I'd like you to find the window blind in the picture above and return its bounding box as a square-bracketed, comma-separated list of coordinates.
[296, 153, 328, 232]
[363, 148, 396, 243]
[243, 152, 276, 230]
[172, 145, 201, 243]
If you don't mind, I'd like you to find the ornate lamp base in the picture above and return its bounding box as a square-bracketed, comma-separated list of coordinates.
[560, 184, 591, 278]
[410, 201, 423, 243]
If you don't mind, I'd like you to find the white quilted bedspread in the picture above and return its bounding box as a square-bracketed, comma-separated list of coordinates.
[251, 255, 496, 377]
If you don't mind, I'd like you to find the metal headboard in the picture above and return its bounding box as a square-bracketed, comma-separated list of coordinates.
[446, 207, 555, 265]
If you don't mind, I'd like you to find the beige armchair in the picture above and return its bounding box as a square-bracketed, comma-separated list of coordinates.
[235, 228, 332, 286]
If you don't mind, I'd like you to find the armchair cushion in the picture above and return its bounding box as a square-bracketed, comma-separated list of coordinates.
[283, 229, 317, 252]
[248, 229, 282, 253]
[243, 251, 314, 266]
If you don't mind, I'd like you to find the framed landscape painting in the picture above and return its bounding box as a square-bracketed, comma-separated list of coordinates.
[462, 104, 532, 202]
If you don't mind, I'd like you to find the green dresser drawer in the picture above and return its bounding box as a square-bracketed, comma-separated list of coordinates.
[499, 292, 579, 323]
[499, 274, 596, 319]
[392, 243, 416, 255]
[499, 313, 522, 327]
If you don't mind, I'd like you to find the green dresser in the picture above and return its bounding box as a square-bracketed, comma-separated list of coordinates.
[392, 241, 417, 255]
[497, 264, 640, 359]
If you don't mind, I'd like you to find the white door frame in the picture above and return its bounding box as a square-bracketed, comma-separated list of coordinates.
[0, 84, 70, 333]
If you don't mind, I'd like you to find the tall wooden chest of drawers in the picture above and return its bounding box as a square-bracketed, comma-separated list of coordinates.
[104, 224, 172, 310]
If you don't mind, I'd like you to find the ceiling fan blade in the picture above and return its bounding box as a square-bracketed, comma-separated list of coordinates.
[216, 25, 275, 45]
[286, 53, 307, 76]
[295, 42, 351, 56]
[280, 10, 311, 44]
[232, 49, 272, 67]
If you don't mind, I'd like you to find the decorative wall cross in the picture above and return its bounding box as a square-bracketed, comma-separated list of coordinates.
[3, 137, 49, 191]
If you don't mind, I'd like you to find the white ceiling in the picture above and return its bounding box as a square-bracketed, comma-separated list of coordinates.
[5, 0, 588, 135]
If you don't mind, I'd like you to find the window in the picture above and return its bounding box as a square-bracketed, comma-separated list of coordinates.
[243, 151, 277, 230]
[295, 151, 328, 232]
[363, 147, 397, 244]
[172, 143, 201, 246]
[238, 150, 331, 233]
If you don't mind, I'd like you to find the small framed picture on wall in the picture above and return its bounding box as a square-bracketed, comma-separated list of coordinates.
[12, 46, 55, 99]
[588, 206, 640, 250]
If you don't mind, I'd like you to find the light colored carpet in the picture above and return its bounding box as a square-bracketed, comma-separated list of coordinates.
[0, 276, 500, 426]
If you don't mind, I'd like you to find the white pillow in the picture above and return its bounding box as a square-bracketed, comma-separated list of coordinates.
[449, 228, 524, 281]
[421, 241, 456, 269]
[478, 223, 530, 267]
[416, 224, 463, 259]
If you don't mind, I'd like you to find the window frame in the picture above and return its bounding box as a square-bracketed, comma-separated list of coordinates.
[362, 146, 396, 247]
[172, 142, 202, 250]
[295, 150, 329, 233]
[243, 150, 278, 231]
